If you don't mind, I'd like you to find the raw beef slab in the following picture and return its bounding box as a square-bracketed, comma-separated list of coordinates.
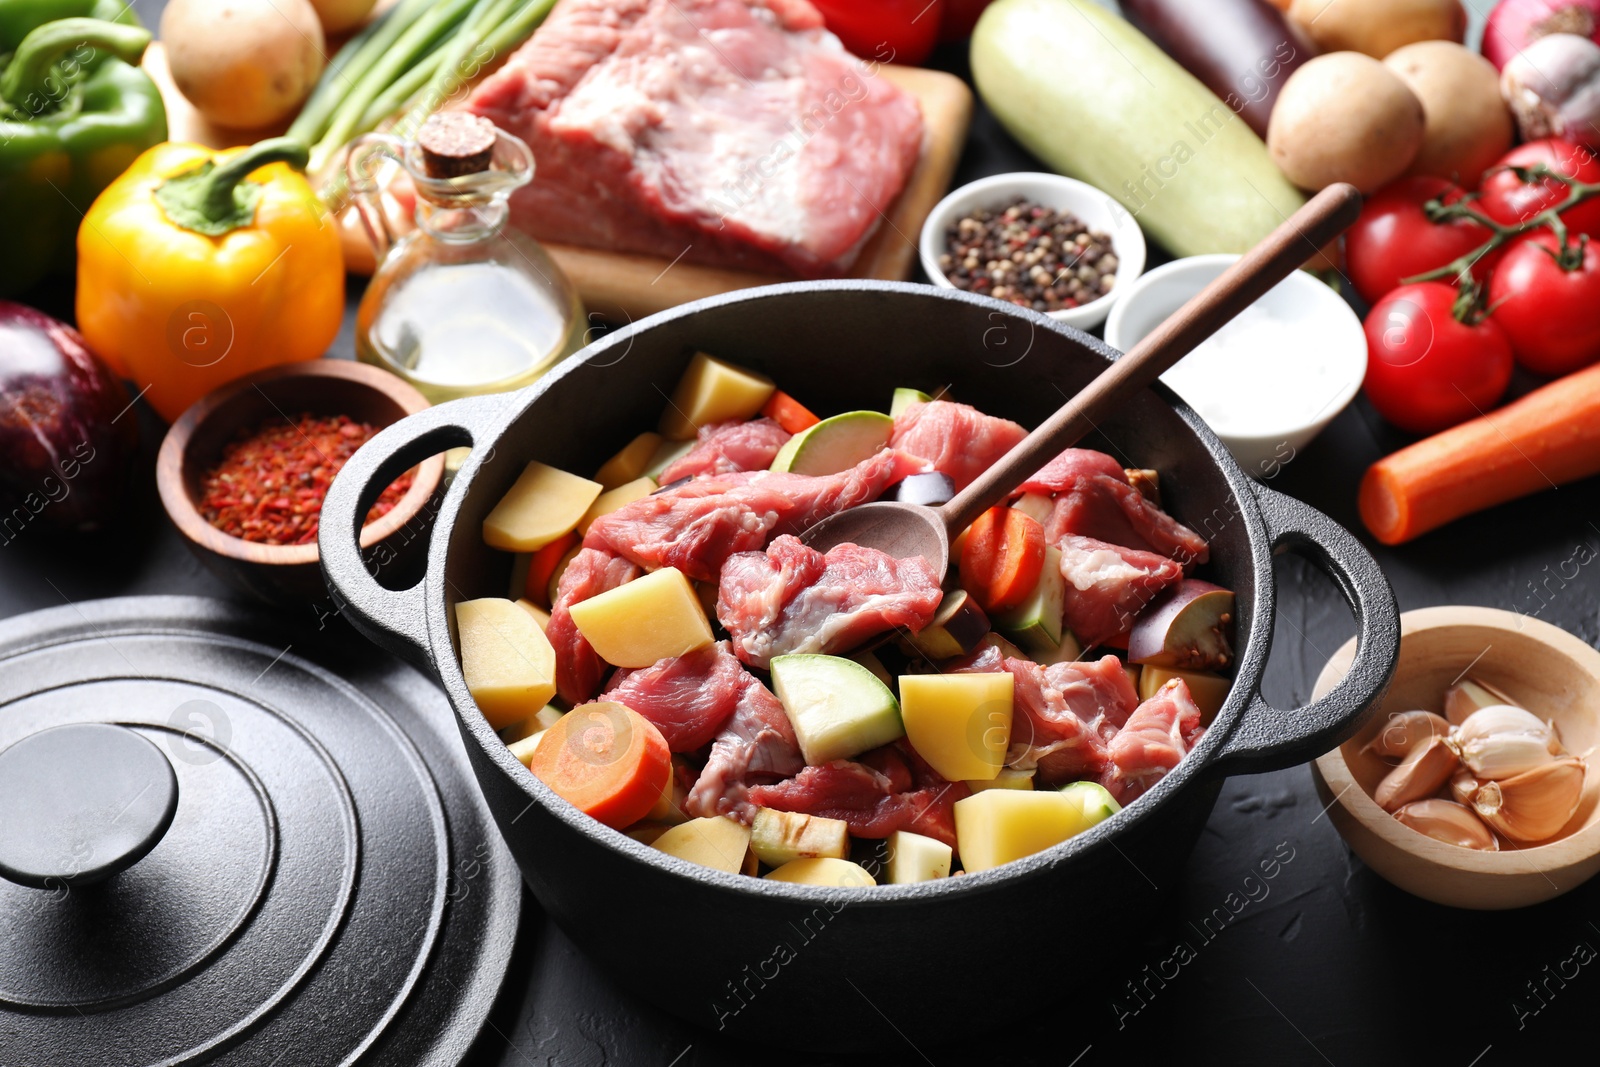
[467, 0, 925, 277]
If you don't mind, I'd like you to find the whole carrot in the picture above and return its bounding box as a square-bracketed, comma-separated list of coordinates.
[1359, 361, 1600, 544]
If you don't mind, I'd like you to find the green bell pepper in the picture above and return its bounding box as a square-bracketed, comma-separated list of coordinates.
[0, 0, 166, 296]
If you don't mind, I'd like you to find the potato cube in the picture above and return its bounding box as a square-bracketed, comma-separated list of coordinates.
[515, 598, 551, 633]
[455, 598, 557, 729]
[499, 703, 564, 744]
[898, 672, 1013, 782]
[954, 790, 1093, 873]
[507, 730, 546, 767]
[483, 461, 602, 552]
[595, 432, 662, 489]
[886, 830, 952, 884]
[963, 768, 1034, 792]
[568, 567, 714, 668]
[652, 816, 752, 873]
[658, 352, 775, 440]
[763, 857, 875, 887]
[578, 476, 655, 534]
[750, 808, 850, 867]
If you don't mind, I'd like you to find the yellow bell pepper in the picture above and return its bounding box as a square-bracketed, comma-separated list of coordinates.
[76, 137, 343, 422]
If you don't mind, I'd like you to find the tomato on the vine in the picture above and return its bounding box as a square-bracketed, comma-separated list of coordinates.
[1345, 177, 1494, 305]
[1363, 283, 1514, 435]
[1487, 230, 1600, 379]
[1478, 139, 1600, 238]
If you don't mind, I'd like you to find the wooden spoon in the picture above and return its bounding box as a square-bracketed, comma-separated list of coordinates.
[800, 182, 1364, 571]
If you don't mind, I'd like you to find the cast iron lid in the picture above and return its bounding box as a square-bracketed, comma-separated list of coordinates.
[0, 597, 520, 1066]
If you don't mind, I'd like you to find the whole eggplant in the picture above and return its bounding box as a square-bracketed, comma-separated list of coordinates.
[0, 302, 137, 538]
[1119, 0, 1313, 138]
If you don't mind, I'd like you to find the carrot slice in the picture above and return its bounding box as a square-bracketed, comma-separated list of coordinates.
[959, 506, 1045, 614]
[1359, 359, 1600, 544]
[525, 530, 579, 606]
[760, 390, 821, 434]
[529, 702, 670, 829]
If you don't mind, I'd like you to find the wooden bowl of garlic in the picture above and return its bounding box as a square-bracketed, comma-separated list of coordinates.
[1310, 605, 1600, 909]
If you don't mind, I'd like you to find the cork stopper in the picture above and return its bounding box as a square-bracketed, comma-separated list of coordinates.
[416, 112, 497, 179]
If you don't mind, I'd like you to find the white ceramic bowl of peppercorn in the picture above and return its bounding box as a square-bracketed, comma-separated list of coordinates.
[919, 171, 1147, 331]
[1310, 606, 1600, 910]
[156, 360, 444, 608]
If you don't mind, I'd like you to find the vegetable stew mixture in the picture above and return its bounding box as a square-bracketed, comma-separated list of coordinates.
[455, 353, 1237, 886]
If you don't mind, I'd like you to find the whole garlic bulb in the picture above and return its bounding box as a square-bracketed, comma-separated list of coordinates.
[1501, 32, 1600, 147]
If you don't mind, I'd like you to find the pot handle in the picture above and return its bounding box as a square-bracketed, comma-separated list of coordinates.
[1207, 484, 1399, 778]
[319, 393, 512, 670]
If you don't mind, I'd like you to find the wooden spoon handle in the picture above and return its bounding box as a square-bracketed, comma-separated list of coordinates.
[938, 182, 1364, 536]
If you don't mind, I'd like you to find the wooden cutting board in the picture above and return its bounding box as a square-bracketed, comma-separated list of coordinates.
[144, 46, 972, 320]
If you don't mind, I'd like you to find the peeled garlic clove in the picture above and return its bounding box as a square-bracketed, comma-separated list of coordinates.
[1450, 767, 1481, 806]
[1471, 757, 1587, 843]
[1444, 678, 1517, 726]
[1364, 710, 1452, 760]
[1394, 799, 1499, 851]
[1375, 736, 1460, 813]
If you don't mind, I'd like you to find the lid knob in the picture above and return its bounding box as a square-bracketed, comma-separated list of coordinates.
[0, 723, 178, 889]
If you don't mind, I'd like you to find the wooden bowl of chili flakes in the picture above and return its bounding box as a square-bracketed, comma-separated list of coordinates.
[157, 360, 444, 609]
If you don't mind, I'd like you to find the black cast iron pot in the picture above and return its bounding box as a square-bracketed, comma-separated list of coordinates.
[320, 281, 1399, 1051]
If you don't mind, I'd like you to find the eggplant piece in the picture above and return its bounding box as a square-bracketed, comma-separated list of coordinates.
[1127, 579, 1236, 670]
[0, 301, 137, 538]
[887, 472, 957, 507]
[900, 588, 991, 663]
[1118, 0, 1313, 138]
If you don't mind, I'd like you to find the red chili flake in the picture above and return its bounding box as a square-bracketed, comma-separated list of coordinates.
[198, 413, 417, 546]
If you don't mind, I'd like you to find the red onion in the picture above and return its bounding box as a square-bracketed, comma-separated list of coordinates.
[1484, 0, 1600, 70]
[0, 302, 138, 538]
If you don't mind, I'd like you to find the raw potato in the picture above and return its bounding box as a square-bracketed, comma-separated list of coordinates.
[886, 831, 953, 884]
[1268, 53, 1426, 192]
[515, 598, 552, 633]
[1139, 666, 1231, 723]
[500, 703, 564, 744]
[954, 789, 1092, 873]
[764, 858, 876, 887]
[964, 768, 1035, 792]
[308, 0, 378, 35]
[567, 567, 715, 668]
[652, 817, 752, 873]
[898, 673, 1014, 782]
[1385, 41, 1513, 185]
[578, 477, 655, 533]
[455, 598, 557, 730]
[482, 461, 602, 552]
[659, 353, 775, 440]
[595, 432, 662, 488]
[1288, 0, 1466, 58]
[161, 0, 326, 129]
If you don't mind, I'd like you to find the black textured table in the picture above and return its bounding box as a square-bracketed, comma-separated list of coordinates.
[7, 2, 1589, 1062]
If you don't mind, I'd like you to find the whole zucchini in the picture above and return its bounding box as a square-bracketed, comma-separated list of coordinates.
[971, 0, 1306, 259]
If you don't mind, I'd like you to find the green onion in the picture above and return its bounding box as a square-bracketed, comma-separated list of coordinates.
[288, 0, 437, 144]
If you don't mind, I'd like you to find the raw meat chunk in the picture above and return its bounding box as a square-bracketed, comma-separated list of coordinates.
[957, 652, 1140, 785]
[1021, 448, 1209, 565]
[747, 743, 968, 848]
[660, 418, 791, 483]
[1056, 534, 1184, 647]
[1102, 678, 1205, 804]
[467, 0, 925, 277]
[890, 400, 1027, 492]
[548, 547, 642, 704]
[584, 448, 926, 581]
[600, 641, 748, 751]
[717, 535, 942, 668]
[687, 671, 804, 821]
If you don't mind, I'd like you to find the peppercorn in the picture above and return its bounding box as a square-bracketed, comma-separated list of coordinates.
[938, 197, 1119, 312]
